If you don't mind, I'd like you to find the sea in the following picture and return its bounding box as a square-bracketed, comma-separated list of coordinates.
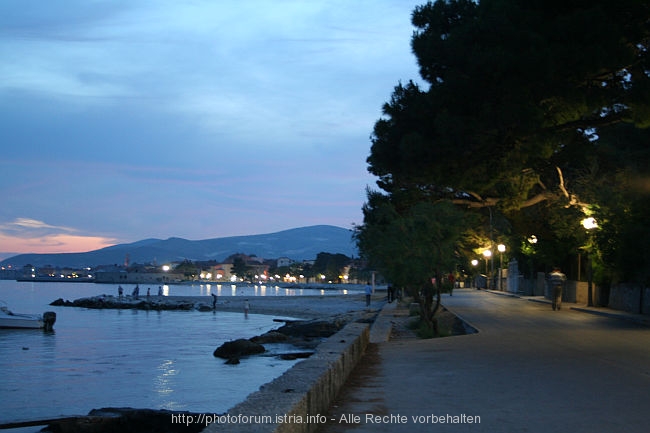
[0, 280, 356, 428]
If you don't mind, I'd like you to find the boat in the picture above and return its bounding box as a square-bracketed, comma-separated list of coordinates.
[0, 302, 56, 330]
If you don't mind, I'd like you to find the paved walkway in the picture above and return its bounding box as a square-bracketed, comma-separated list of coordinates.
[317, 289, 650, 433]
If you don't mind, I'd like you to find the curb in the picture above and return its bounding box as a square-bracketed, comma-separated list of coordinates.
[523, 293, 650, 327]
[369, 301, 396, 343]
[569, 306, 650, 326]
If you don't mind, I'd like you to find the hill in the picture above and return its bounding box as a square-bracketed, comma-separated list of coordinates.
[0, 225, 357, 268]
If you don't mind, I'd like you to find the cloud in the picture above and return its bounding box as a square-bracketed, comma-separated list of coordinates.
[0, 218, 117, 254]
[0, 1, 419, 252]
[0, 218, 75, 234]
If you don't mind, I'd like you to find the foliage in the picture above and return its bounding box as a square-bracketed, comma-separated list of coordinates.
[173, 260, 199, 280]
[312, 252, 352, 283]
[361, 0, 650, 290]
[355, 192, 474, 334]
[231, 257, 250, 280]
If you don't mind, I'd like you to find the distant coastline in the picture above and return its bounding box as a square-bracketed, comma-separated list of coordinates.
[0, 225, 357, 268]
[16, 276, 95, 283]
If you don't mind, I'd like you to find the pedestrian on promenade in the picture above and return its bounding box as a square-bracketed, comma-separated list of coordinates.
[211, 293, 218, 310]
[118, 285, 123, 300]
[244, 299, 250, 318]
[448, 273, 455, 296]
[548, 267, 566, 311]
[365, 285, 372, 307]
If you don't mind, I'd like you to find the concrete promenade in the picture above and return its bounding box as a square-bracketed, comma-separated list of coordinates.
[318, 289, 650, 433]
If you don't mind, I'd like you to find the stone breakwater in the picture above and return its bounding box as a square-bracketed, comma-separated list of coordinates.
[50, 293, 372, 320]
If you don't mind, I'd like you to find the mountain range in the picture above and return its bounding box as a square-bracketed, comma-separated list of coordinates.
[0, 225, 358, 268]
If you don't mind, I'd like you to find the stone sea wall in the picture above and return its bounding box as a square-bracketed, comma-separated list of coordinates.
[204, 322, 370, 433]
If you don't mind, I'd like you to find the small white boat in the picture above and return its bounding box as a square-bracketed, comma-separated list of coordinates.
[0, 302, 56, 330]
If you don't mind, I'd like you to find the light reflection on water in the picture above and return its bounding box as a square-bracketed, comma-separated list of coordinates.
[123, 282, 355, 299]
[0, 281, 318, 424]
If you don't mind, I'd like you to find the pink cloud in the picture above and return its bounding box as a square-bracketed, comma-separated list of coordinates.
[0, 232, 117, 255]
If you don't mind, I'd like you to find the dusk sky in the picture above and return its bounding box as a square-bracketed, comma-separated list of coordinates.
[0, 0, 422, 258]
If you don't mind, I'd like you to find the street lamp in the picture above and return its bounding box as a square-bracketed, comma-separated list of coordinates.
[471, 259, 479, 288]
[527, 235, 537, 295]
[498, 244, 506, 291]
[581, 217, 598, 307]
[483, 250, 492, 289]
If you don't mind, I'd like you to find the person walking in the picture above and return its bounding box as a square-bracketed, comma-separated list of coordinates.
[365, 285, 372, 307]
[244, 299, 250, 318]
[548, 267, 567, 311]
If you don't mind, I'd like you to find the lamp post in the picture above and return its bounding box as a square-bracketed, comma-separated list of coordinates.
[471, 259, 478, 288]
[497, 244, 506, 291]
[527, 235, 537, 295]
[483, 250, 492, 289]
[581, 217, 598, 307]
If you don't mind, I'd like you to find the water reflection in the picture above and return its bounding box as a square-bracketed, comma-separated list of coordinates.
[154, 359, 177, 398]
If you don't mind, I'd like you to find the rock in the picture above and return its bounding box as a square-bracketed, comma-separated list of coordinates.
[213, 338, 265, 359]
[50, 298, 73, 306]
[275, 319, 344, 338]
[225, 357, 240, 365]
[43, 407, 206, 433]
[250, 331, 288, 344]
[279, 352, 314, 360]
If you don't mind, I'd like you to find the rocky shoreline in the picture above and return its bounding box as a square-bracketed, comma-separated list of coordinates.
[36, 293, 471, 433]
[51, 292, 380, 362]
[50, 292, 373, 319]
[37, 293, 380, 432]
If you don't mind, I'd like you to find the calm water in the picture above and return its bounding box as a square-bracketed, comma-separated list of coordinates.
[0, 280, 347, 425]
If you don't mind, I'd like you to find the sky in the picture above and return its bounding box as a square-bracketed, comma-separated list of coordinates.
[0, 0, 422, 258]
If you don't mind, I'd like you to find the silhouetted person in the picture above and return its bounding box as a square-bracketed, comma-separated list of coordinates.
[365, 285, 372, 307]
[548, 267, 566, 311]
[211, 293, 218, 310]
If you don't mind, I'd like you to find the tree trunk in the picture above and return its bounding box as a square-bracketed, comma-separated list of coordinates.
[417, 275, 442, 337]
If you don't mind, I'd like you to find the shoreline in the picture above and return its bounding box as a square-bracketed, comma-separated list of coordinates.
[51, 292, 381, 320]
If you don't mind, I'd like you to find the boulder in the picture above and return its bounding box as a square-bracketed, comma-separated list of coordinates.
[250, 331, 288, 344]
[275, 319, 343, 338]
[213, 338, 265, 359]
[43, 407, 206, 433]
